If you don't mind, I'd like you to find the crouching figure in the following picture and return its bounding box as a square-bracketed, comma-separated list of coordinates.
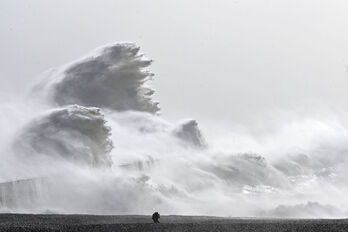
[152, 212, 160, 223]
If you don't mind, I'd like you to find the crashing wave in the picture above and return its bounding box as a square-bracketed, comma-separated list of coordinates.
[263, 202, 344, 218]
[2, 42, 348, 217]
[14, 105, 113, 168]
[0, 178, 44, 211]
[205, 153, 288, 188]
[173, 119, 207, 148]
[33, 43, 159, 114]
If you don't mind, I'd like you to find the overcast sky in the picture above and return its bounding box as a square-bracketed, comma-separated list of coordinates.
[1, 0, 348, 127]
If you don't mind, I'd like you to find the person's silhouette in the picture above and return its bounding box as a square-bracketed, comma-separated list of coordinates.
[152, 212, 160, 223]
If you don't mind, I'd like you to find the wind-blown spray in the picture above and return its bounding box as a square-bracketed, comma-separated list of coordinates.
[1, 43, 348, 218]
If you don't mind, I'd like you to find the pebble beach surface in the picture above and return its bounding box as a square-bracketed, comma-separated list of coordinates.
[1, 214, 348, 232]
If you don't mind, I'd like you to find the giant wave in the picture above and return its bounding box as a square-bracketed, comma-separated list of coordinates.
[1, 43, 348, 217]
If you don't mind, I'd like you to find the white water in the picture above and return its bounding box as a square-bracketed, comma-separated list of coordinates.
[1, 43, 348, 218]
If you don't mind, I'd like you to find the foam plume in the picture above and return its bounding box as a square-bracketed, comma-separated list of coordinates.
[14, 105, 113, 168]
[173, 119, 207, 148]
[33, 43, 159, 113]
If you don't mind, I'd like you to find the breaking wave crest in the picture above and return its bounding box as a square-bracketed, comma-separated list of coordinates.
[14, 105, 113, 168]
[33, 43, 159, 113]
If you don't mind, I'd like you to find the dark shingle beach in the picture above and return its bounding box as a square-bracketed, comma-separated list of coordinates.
[1, 214, 348, 232]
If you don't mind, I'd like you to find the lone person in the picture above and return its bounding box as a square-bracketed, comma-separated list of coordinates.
[152, 212, 160, 223]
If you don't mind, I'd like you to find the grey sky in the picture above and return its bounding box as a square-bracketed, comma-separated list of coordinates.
[1, 0, 348, 126]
